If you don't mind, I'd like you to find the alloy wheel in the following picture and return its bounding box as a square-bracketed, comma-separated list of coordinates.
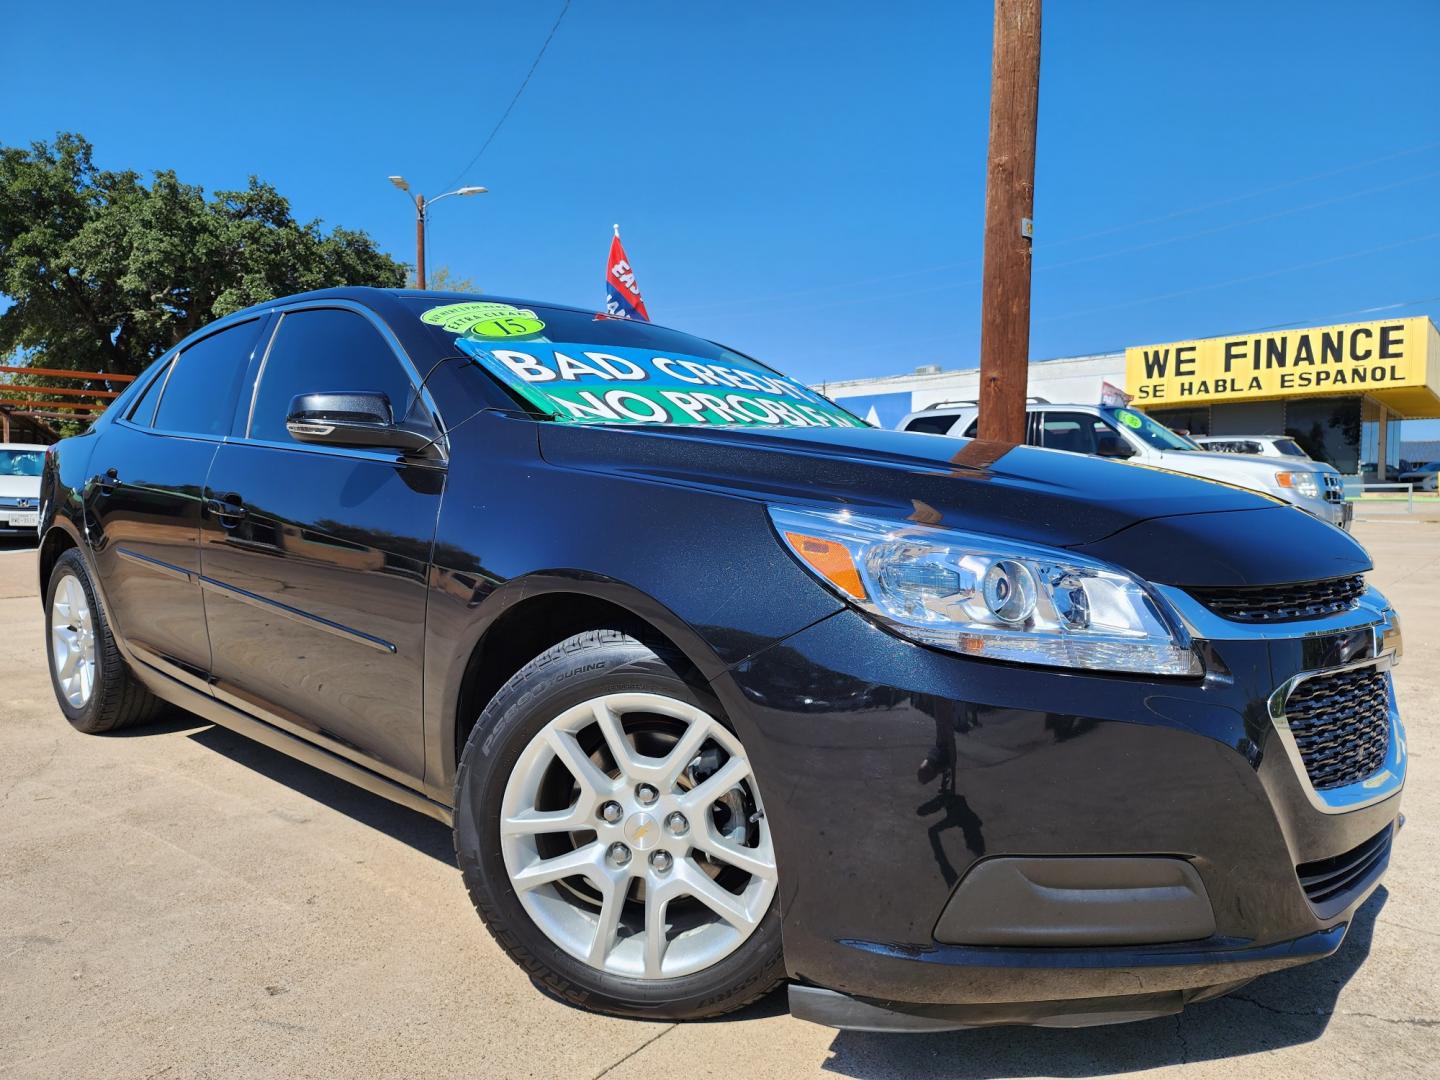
[51, 573, 97, 709]
[499, 692, 777, 979]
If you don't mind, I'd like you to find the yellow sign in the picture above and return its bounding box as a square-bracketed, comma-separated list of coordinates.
[1125, 317, 1440, 418]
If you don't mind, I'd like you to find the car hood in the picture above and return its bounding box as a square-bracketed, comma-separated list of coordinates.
[538, 423, 1370, 586]
[1154, 449, 1337, 475]
[0, 474, 41, 499]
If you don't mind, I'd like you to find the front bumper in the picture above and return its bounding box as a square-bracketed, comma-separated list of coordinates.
[712, 595, 1403, 1030]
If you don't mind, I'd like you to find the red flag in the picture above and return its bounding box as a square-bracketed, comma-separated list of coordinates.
[605, 225, 650, 321]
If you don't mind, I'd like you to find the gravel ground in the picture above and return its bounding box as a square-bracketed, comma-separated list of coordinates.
[0, 518, 1435, 1079]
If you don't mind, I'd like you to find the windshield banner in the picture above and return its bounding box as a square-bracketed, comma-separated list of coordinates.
[454, 337, 863, 428]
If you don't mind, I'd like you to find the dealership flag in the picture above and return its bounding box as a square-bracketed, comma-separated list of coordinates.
[605, 224, 650, 321]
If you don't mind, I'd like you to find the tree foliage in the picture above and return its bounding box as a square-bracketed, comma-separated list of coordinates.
[0, 132, 407, 378]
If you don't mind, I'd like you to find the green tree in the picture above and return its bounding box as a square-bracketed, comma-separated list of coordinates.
[408, 265, 479, 292]
[0, 132, 407, 382]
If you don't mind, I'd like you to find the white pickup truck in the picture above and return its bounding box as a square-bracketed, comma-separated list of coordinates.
[897, 401, 1351, 530]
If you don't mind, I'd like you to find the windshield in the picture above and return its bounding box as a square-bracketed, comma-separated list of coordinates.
[402, 298, 864, 430]
[0, 449, 44, 477]
[1103, 407, 1199, 451]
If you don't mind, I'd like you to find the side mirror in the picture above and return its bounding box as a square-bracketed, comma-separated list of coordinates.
[1096, 433, 1135, 459]
[285, 391, 433, 454]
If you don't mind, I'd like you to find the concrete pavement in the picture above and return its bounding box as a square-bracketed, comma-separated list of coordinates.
[1, 521, 1436, 1079]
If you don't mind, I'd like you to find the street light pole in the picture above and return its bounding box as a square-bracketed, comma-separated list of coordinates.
[976, 0, 1042, 443]
[388, 177, 488, 290]
[415, 192, 428, 290]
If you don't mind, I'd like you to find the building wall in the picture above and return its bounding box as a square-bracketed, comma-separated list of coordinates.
[822, 353, 1126, 425]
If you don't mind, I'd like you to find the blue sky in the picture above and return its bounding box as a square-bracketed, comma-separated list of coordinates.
[5, 1, 1439, 435]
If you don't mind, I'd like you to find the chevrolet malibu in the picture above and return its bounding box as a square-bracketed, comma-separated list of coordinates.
[37, 288, 1405, 1030]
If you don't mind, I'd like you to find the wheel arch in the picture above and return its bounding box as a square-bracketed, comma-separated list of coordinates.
[437, 573, 727, 797]
[38, 518, 84, 597]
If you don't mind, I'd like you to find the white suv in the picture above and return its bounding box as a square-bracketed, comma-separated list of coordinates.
[0, 443, 45, 537]
[897, 402, 1351, 530]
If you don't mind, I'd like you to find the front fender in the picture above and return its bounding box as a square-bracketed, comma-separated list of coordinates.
[419, 411, 844, 802]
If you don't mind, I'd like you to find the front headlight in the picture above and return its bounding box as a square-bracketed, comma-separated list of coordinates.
[770, 507, 1201, 677]
[1275, 471, 1320, 498]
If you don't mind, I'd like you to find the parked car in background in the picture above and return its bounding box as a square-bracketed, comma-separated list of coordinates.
[1397, 460, 1440, 491]
[899, 401, 1351, 530]
[38, 289, 1402, 1031]
[0, 443, 46, 537]
[1192, 434, 1311, 459]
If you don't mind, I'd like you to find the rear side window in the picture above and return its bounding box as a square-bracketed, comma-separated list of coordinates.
[1038, 411, 1104, 454]
[903, 414, 958, 435]
[248, 308, 425, 444]
[1205, 440, 1262, 454]
[126, 359, 173, 426]
[153, 321, 263, 436]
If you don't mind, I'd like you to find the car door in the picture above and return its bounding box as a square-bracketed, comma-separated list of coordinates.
[198, 303, 445, 784]
[84, 317, 268, 690]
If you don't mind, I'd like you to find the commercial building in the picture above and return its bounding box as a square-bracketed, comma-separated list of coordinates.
[820, 317, 1440, 479]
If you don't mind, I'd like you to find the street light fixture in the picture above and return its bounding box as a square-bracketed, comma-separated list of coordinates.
[387, 175, 488, 289]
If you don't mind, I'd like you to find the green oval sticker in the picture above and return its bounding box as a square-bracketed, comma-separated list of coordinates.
[1117, 409, 1143, 429]
[421, 301, 545, 336]
[470, 314, 546, 338]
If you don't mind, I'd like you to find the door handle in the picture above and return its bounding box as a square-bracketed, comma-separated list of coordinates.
[96, 467, 119, 493]
[205, 494, 247, 526]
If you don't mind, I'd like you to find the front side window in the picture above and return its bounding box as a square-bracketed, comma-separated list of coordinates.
[153, 321, 262, 436]
[249, 308, 428, 444]
[1272, 438, 1308, 458]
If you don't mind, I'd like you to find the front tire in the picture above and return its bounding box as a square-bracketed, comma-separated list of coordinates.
[45, 548, 165, 734]
[454, 630, 784, 1020]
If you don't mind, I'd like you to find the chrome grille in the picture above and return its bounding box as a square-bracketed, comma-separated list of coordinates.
[1282, 667, 1391, 790]
[1188, 575, 1365, 622]
[1322, 473, 1345, 504]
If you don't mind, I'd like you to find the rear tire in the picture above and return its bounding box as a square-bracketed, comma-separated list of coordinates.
[45, 548, 165, 734]
[453, 629, 785, 1020]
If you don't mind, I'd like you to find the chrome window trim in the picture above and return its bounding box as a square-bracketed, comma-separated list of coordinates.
[1263, 606, 1405, 815]
[241, 299, 448, 462]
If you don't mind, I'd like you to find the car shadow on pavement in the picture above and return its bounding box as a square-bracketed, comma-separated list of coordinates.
[184, 721, 457, 864]
[817, 887, 1387, 1079]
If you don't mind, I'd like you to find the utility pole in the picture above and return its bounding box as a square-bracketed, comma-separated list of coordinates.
[976, 0, 1041, 443]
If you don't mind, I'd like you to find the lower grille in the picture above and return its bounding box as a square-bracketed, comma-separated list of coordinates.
[1296, 826, 1393, 915]
[1283, 667, 1391, 790]
[1189, 574, 1365, 622]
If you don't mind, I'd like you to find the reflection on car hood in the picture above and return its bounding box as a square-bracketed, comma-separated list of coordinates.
[1155, 449, 1338, 475]
[539, 424, 1373, 586]
[539, 423, 1283, 548]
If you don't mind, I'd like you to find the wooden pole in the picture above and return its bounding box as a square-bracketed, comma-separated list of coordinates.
[976, 0, 1041, 443]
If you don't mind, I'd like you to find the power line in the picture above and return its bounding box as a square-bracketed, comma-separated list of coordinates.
[669, 137, 1440, 318]
[1035, 168, 1440, 274]
[445, 0, 572, 190]
[1040, 230, 1440, 325]
[1038, 137, 1440, 250]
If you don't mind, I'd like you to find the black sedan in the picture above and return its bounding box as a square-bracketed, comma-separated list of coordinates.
[36, 288, 1406, 1030]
